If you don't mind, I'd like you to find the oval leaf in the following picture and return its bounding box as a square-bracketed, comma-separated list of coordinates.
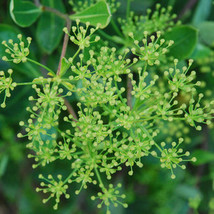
[36, 0, 65, 54]
[70, 1, 111, 29]
[198, 21, 214, 46]
[164, 25, 198, 60]
[10, 0, 42, 27]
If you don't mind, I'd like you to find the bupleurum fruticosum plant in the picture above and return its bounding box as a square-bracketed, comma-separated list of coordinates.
[1, 5, 214, 214]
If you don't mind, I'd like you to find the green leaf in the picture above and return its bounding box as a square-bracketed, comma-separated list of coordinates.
[198, 21, 214, 46]
[209, 198, 214, 210]
[175, 184, 201, 199]
[190, 43, 211, 60]
[70, 1, 111, 29]
[12, 61, 40, 78]
[164, 25, 198, 60]
[0, 24, 20, 57]
[62, 82, 74, 91]
[9, 0, 42, 27]
[192, 149, 214, 165]
[192, 0, 212, 26]
[60, 57, 70, 77]
[47, 72, 54, 77]
[189, 195, 202, 210]
[0, 154, 8, 177]
[0, 24, 40, 78]
[36, 0, 65, 54]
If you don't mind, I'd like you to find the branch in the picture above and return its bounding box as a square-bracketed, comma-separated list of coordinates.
[54, 13, 77, 119]
[34, 1, 68, 21]
[178, 0, 198, 19]
[34, 0, 40, 7]
[63, 98, 78, 121]
[42, 6, 68, 20]
[57, 18, 71, 75]
[35, 2, 78, 119]
[34, 2, 71, 74]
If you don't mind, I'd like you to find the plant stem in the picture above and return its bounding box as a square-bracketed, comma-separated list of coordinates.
[126, 0, 131, 19]
[63, 97, 78, 120]
[178, 0, 198, 19]
[94, 166, 104, 188]
[35, 1, 69, 22]
[34, 0, 40, 7]
[141, 125, 162, 153]
[53, 9, 78, 120]
[72, 48, 81, 61]
[63, 168, 78, 184]
[42, 6, 68, 21]
[132, 63, 147, 111]
[57, 17, 71, 75]
[98, 29, 124, 44]
[114, 80, 126, 106]
[34, 1, 78, 120]
[27, 58, 55, 75]
[16, 82, 33, 86]
[111, 19, 123, 38]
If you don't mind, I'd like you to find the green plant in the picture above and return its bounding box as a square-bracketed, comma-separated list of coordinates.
[0, 1, 214, 213]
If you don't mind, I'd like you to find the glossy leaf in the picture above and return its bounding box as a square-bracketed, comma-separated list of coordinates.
[198, 21, 214, 46]
[9, 0, 42, 27]
[192, 149, 214, 165]
[192, 0, 212, 26]
[0, 24, 40, 77]
[164, 25, 198, 60]
[190, 43, 211, 59]
[0, 24, 20, 57]
[70, 1, 111, 28]
[36, 0, 65, 54]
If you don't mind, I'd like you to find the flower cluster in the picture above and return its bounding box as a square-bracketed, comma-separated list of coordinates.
[184, 93, 214, 130]
[0, 69, 17, 108]
[153, 138, 197, 179]
[17, 80, 71, 167]
[119, 4, 179, 41]
[67, 46, 137, 107]
[164, 59, 200, 92]
[91, 46, 135, 78]
[1, 4, 213, 213]
[91, 183, 127, 214]
[129, 31, 174, 66]
[2, 34, 32, 63]
[63, 20, 100, 50]
[36, 174, 70, 210]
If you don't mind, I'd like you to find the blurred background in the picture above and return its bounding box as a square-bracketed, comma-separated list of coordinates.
[0, 0, 214, 213]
